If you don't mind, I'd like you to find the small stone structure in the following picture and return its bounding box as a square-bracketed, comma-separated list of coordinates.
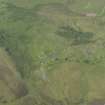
[81, 12, 97, 17]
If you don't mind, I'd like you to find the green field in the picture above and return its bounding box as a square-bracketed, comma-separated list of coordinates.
[0, 0, 105, 105]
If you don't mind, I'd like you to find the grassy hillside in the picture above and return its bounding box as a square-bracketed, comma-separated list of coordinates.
[0, 0, 105, 105]
[0, 48, 28, 104]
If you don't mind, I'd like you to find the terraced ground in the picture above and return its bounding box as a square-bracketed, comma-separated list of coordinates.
[0, 0, 105, 105]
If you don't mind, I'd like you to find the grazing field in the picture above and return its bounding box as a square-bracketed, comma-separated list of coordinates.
[0, 0, 105, 105]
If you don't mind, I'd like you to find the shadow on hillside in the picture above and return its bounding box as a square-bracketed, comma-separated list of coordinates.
[56, 26, 95, 45]
[2, 2, 37, 22]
